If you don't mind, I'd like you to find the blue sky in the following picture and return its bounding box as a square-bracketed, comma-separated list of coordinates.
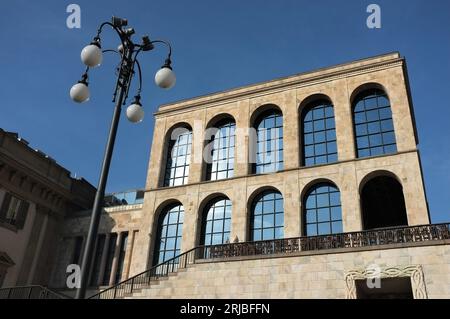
[0, 0, 449, 223]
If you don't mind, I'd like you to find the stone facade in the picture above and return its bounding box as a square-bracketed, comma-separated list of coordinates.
[128, 243, 450, 299]
[130, 52, 430, 275]
[49, 52, 450, 299]
[49, 203, 142, 290]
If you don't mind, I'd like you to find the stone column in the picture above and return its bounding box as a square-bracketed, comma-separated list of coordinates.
[229, 179, 248, 242]
[339, 163, 363, 232]
[86, 234, 100, 286]
[386, 68, 418, 152]
[282, 90, 300, 170]
[146, 118, 167, 189]
[108, 232, 122, 286]
[189, 114, 206, 183]
[333, 79, 356, 161]
[283, 173, 301, 238]
[180, 189, 200, 252]
[97, 233, 110, 286]
[400, 153, 430, 225]
[124, 230, 137, 279]
[234, 100, 250, 177]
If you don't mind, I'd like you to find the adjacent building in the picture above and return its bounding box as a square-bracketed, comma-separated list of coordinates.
[0, 129, 95, 288]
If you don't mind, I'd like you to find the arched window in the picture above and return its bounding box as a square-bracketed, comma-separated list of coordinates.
[254, 110, 284, 174]
[302, 100, 337, 166]
[304, 183, 342, 236]
[250, 190, 284, 241]
[200, 197, 232, 246]
[205, 119, 235, 180]
[153, 204, 184, 265]
[361, 175, 408, 230]
[163, 126, 192, 187]
[353, 89, 397, 158]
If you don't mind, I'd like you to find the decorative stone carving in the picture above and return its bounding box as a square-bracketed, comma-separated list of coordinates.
[345, 265, 427, 299]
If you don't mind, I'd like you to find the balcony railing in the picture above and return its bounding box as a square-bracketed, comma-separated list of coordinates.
[200, 223, 450, 260]
[90, 222, 449, 299]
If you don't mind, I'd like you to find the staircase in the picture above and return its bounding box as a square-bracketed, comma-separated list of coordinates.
[89, 247, 201, 299]
[89, 223, 450, 299]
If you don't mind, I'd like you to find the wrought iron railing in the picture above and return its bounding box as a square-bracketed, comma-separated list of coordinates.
[0, 285, 70, 299]
[203, 223, 450, 260]
[90, 223, 449, 299]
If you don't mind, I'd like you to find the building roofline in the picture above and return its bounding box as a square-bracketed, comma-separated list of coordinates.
[155, 51, 402, 116]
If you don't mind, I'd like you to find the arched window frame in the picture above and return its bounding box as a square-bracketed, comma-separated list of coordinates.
[153, 203, 184, 265]
[200, 197, 232, 246]
[249, 190, 284, 241]
[303, 182, 343, 236]
[352, 89, 397, 158]
[205, 118, 236, 181]
[162, 125, 192, 187]
[253, 109, 284, 174]
[301, 99, 338, 166]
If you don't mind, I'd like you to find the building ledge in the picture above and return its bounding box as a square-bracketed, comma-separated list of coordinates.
[196, 239, 450, 264]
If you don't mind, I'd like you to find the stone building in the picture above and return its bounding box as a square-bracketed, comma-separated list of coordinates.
[0, 128, 95, 288]
[49, 52, 449, 299]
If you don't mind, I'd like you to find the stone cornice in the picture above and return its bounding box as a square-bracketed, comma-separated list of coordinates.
[155, 52, 403, 118]
[0, 154, 73, 201]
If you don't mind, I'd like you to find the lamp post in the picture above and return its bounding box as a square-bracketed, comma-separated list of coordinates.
[70, 16, 176, 299]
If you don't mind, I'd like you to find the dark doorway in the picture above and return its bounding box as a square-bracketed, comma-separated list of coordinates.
[356, 277, 414, 299]
[361, 175, 408, 230]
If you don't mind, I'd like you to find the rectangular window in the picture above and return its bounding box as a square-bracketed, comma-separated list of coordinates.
[71, 236, 84, 265]
[0, 192, 30, 229]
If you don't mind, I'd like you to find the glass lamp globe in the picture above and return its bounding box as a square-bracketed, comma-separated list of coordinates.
[70, 82, 90, 103]
[126, 103, 144, 123]
[155, 67, 176, 89]
[81, 44, 103, 67]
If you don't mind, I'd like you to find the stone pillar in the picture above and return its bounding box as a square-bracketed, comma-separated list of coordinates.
[333, 79, 356, 161]
[339, 163, 363, 232]
[108, 232, 122, 286]
[283, 173, 301, 238]
[386, 69, 418, 152]
[282, 90, 300, 170]
[234, 100, 250, 177]
[124, 230, 137, 279]
[189, 115, 206, 183]
[180, 189, 200, 252]
[400, 153, 430, 225]
[97, 233, 110, 286]
[230, 179, 248, 242]
[86, 234, 100, 286]
[146, 118, 167, 189]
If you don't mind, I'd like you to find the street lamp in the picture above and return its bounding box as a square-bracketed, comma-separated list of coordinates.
[70, 16, 175, 299]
